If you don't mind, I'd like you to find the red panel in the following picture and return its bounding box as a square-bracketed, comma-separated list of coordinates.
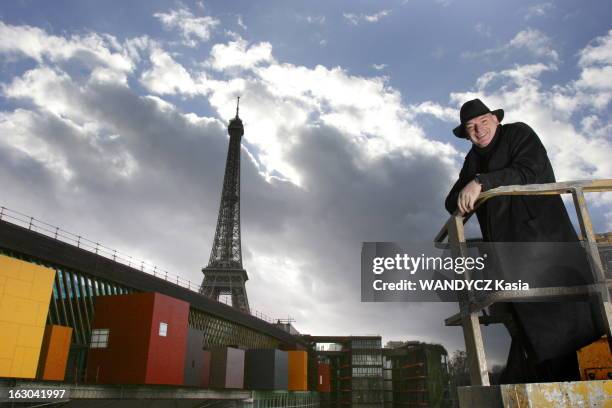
[145, 292, 189, 385]
[86, 292, 189, 386]
[87, 292, 154, 384]
[317, 363, 331, 393]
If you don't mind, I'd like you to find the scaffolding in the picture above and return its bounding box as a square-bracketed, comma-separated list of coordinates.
[434, 179, 612, 387]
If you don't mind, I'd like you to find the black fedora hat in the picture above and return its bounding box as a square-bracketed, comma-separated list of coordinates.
[453, 99, 504, 138]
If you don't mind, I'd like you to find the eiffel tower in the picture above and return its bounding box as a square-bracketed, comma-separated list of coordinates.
[200, 97, 250, 313]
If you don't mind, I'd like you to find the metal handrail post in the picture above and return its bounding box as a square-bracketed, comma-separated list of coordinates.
[448, 214, 490, 386]
[572, 187, 612, 351]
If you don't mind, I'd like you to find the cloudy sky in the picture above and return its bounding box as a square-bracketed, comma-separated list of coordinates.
[1, 0, 610, 366]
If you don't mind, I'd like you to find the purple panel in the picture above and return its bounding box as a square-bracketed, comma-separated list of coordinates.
[210, 347, 244, 389]
[225, 348, 245, 389]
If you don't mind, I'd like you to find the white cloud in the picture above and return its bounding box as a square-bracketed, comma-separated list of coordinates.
[154, 6, 219, 47]
[0, 21, 133, 80]
[575, 29, 612, 99]
[0, 21, 469, 358]
[237, 15, 247, 30]
[416, 34, 612, 256]
[2, 20, 610, 363]
[304, 15, 326, 24]
[207, 36, 274, 71]
[463, 28, 559, 63]
[410, 101, 456, 122]
[372, 63, 387, 70]
[435, 0, 452, 7]
[579, 29, 612, 66]
[343, 10, 391, 25]
[140, 46, 210, 95]
[448, 66, 611, 182]
[509, 29, 559, 61]
[524, 2, 554, 20]
[4, 67, 82, 118]
[202, 58, 457, 188]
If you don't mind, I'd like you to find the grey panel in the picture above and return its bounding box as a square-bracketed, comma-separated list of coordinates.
[183, 328, 205, 387]
[225, 348, 245, 389]
[245, 349, 288, 390]
[210, 347, 244, 389]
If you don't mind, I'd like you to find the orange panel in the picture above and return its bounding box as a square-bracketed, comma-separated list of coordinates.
[577, 336, 612, 381]
[288, 350, 308, 391]
[37, 325, 72, 381]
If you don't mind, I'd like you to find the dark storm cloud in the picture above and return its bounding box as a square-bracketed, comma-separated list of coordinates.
[0, 21, 514, 363]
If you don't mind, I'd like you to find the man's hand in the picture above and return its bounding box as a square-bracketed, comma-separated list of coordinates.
[457, 180, 482, 215]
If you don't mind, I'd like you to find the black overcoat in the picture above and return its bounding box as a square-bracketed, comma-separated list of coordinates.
[445, 122, 601, 361]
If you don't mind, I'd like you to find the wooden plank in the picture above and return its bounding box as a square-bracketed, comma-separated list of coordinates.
[448, 215, 490, 386]
[435, 179, 612, 243]
[572, 188, 612, 352]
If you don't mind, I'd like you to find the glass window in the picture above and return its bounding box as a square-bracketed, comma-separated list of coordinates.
[72, 274, 81, 298]
[90, 328, 109, 348]
[159, 322, 168, 337]
[57, 270, 66, 299]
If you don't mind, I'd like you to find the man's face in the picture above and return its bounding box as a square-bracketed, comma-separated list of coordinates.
[465, 113, 499, 147]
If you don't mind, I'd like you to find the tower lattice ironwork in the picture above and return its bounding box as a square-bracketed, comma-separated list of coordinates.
[200, 97, 250, 313]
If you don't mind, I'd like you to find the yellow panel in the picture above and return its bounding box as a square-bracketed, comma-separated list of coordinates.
[34, 302, 50, 325]
[18, 265, 35, 283]
[0, 256, 10, 270]
[29, 264, 55, 301]
[0, 358, 11, 375]
[5, 278, 32, 299]
[10, 346, 26, 377]
[20, 347, 41, 378]
[14, 298, 40, 326]
[0, 256, 22, 279]
[0, 255, 55, 379]
[577, 336, 612, 380]
[18, 325, 45, 349]
[0, 321, 19, 359]
[0, 296, 19, 323]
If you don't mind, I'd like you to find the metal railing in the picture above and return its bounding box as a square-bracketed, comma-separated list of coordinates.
[0, 205, 278, 325]
[434, 179, 612, 386]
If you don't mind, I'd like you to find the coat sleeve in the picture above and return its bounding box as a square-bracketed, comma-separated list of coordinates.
[445, 157, 471, 214]
[477, 123, 548, 191]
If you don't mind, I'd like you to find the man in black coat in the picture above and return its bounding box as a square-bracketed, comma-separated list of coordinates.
[445, 99, 601, 383]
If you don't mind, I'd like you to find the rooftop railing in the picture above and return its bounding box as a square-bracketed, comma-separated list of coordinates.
[0, 205, 278, 325]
